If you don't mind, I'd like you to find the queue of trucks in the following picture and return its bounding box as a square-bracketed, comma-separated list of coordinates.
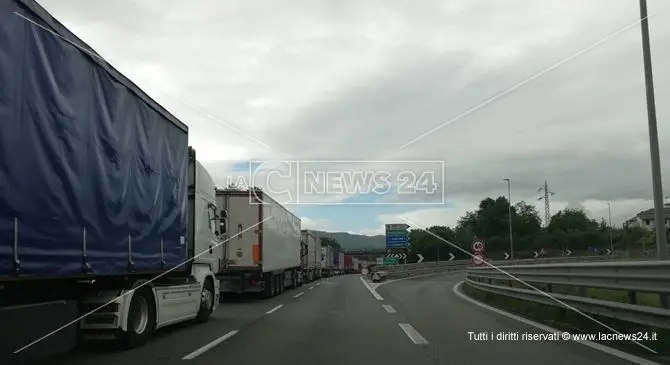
[0, 1, 361, 362]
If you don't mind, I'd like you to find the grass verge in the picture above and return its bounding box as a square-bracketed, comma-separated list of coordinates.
[462, 282, 670, 364]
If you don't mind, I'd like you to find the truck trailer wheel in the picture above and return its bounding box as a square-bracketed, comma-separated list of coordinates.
[264, 273, 274, 298]
[196, 278, 215, 323]
[119, 286, 155, 349]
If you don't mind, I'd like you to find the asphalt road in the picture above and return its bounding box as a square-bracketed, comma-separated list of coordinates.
[375, 272, 659, 365]
[28, 273, 659, 365]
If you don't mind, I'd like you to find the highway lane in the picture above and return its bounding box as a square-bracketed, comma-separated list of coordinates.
[22, 272, 657, 365]
[32, 278, 333, 365]
[375, 272, 659, 365]
[193, 273, 432, 364]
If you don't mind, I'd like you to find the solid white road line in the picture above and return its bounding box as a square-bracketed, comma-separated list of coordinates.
[398, 323, 429, 345]
[452, 281, 662, 365]
[359, 276, 384, 300]
[382, 304, 397, 313]
[293, 292, 304, 298]
[182, 330, 238, 360]
[265, 304, 283, 314]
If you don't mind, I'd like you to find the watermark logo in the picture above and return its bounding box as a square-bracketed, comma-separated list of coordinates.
[224, 160, 445, 205]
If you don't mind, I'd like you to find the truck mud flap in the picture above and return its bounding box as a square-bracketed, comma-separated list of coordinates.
[0, 300, 78, 365]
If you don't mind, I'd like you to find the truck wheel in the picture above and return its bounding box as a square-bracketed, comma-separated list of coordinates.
[196, 278, 215, 323]
[264, 273, 273, 298]
[119, 286, 155, 349]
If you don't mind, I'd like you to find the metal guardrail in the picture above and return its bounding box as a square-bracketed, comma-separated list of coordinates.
[371, 255, 632, 274]
[466, 260, 670, 329]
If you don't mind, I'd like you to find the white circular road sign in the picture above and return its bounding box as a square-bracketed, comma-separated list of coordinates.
[472, 254, 485, 265]
[472, 241, 485, 252]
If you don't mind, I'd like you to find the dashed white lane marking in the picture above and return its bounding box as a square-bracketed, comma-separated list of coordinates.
[359, 276, 384, 300]
[398, 323, 429, 345]
[382, 304, 396, 313]
[452, 281, 661, 365]
[316, 283, 321, 286]
[182, 330, 238, 360]
[265, 304, 283, 314]
[293, 292, 304, 298]
[308, 286, 315, 290]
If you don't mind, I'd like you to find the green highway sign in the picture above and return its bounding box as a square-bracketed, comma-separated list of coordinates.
[386, 229, 409, 236]
[383, 257, 398, 265]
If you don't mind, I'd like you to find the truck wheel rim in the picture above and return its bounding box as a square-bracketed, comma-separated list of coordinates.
[201, 287, 213, 310]
[131, 296, 149, 334]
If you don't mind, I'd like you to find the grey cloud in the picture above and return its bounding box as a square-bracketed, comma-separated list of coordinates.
[35, 0, 670, 221]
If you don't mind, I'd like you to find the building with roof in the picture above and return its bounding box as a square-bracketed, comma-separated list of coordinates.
[624, 204, 670, 231]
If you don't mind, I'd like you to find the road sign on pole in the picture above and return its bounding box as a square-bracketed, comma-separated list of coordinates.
[383, 257, 398, 265]
[385, 223, 409, 249]
[471, 238, 486, 265]
[386, 223, 410, 231]
[417, 253, 424, 263]
[472, 253, 484, 265]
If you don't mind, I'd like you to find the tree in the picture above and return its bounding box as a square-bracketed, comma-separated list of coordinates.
[404, 194, 664, 262]
[474, 197, 512, 240]
[548, 209, 597, 233]
[320, 237, 341, 251]
[513, 201, 542, 236]
[510, 201, 542, 251]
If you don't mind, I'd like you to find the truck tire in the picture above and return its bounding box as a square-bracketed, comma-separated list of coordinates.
[119, 286, 155, 349]
[271, 275, 277, 297]
[196, 278, 215, 323]
[264, 273, 273, 298]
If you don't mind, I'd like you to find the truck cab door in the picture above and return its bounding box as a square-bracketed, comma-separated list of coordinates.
[201, 201, 222, 272]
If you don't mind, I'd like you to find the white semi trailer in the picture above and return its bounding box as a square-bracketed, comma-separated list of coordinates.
[300, 230, 321, 282]
[215, 189, 302, 298]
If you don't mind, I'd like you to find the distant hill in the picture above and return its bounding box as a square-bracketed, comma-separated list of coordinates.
[311, 230, 385, 250]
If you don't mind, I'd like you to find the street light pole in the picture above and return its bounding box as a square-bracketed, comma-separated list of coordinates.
[639, 0, 667, 260]
[607, 203, 613, 255]
[503, 178, 514, 260]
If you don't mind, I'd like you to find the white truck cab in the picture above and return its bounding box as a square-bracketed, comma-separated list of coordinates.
[79, 149, 222, 348]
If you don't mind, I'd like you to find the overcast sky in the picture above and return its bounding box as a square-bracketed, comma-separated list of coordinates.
[37, 0, 670, 236]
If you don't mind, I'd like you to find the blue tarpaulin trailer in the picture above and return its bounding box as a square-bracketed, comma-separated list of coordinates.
[0, 0, 191, 279]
